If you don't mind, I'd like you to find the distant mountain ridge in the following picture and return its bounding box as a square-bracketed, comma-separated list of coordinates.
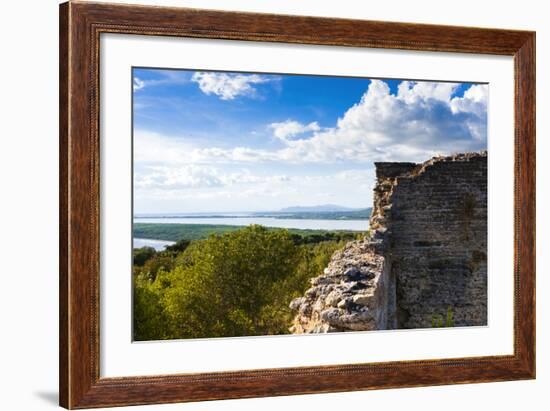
[279, 204, 361, 213]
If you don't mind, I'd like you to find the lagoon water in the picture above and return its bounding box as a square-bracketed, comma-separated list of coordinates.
[133, 238, 175, 251]
[134, 216, 369, 231]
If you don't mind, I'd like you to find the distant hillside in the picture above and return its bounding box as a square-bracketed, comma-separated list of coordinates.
[279, 204, 360, 213]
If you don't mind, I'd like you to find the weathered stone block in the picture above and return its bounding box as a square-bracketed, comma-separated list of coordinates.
[290, 152, 487, 333]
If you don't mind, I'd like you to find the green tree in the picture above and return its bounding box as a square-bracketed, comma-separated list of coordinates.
[133, 246, 156, 266]
[133, 274, 169, 340]
[161, 225, 302, 338]
[133, 225, 345, 341]
[165, 239, 191, 253]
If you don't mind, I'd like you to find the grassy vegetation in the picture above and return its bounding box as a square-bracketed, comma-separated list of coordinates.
[431, 307, 455, 328]
[133, 225, 356, 341]
[133, 223, 367, 244]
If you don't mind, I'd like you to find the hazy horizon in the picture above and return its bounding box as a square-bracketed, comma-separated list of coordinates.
[134, 203, 369, 216]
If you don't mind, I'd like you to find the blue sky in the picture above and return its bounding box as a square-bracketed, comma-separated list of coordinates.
[133, 68, 487, 213]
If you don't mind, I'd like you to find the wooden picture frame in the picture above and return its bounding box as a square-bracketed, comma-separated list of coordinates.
[59, 1, 535, 408]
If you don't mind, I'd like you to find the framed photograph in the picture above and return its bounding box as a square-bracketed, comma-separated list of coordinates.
[59, 1, 535, 408]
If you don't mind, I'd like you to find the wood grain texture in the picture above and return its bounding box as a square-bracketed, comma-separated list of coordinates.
[59, 2, 69, 407]
[514, 33, 536, 375]
[59, 1, 536, 408]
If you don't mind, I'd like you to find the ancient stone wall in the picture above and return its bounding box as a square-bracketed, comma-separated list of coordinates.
[290, 152, 487, 333]
[290, 238, 391, 333]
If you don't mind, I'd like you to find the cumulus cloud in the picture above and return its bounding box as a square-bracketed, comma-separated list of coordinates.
[449, 84, 488, 140]
[269, 120, 321, 142]
[191, 72, 272, 100]
[273, 80, 488, 163]
[397, 80, 458, 103]
[136, 80, 487, 167]
[451, 84, 487, 115]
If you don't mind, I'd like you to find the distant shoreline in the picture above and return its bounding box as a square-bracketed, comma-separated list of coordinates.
[133, 237, 175, 251]
[133, 222, 369, 243]
[135, 207, 372, 221]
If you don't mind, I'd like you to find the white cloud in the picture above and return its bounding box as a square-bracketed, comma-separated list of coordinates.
[135, 81, 487, 168]
[136, 165, 225, 190]
[135, 164, 290, 191]
[397, 80, 458, 103]
[133, 78, 145, 92]
[191, 72, 272, 100]
[449, 84, 488, 140]
[451, 84, 488, 112]
[133, 71, 189, 92]
[269, 120, 321, 142]
[273, 80, 488, 163]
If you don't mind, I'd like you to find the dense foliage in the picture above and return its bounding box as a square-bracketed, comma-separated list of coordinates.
[133, 225, 358, 340]
[133, 223, 363, 243]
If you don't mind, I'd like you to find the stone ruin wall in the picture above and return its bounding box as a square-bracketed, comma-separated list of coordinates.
[290, 152, 487, 333]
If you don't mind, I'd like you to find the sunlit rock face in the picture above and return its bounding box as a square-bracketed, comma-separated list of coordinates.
[290, 238, 390, 333]
[290, 151, 487, 333]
